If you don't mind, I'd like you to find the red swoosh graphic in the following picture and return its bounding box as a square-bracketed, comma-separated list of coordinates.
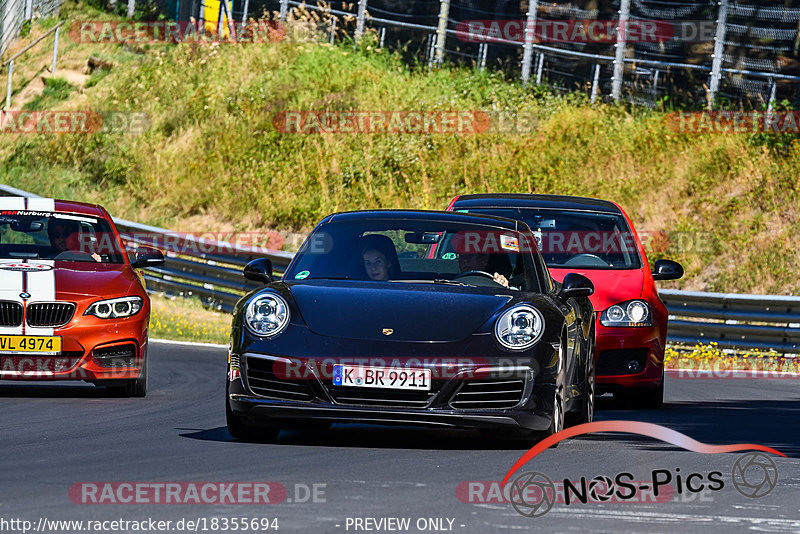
[502, 421, 786, 486]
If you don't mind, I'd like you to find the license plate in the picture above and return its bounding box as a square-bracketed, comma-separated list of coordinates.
[0, 335, 61, 355]
[333, 365, 432, 391]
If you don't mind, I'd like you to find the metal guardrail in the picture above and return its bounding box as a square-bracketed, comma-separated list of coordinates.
[0, 184, 799, 352]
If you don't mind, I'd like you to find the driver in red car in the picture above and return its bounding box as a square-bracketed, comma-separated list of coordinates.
[48, 220, 101, 262]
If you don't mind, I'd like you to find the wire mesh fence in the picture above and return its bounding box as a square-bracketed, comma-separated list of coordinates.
[178, 0, 800, 109]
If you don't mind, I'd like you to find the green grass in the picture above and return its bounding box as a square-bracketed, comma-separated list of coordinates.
[148, 294, 231, 345]
[0, 1, 798, 294]
[22, 77, 75, 110]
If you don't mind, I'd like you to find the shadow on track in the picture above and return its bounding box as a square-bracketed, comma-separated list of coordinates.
[0, 383, 113, 398]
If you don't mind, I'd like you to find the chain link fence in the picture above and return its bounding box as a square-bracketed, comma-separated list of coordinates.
[0, 0, 61, 55]
[180, 0, 800, 109]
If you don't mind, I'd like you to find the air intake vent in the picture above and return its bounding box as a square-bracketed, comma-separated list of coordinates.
[245, 357, 315, 401]
[27, 302, 75, 327]
[449, 378, 525, 410]
[0, 301, 22, 326]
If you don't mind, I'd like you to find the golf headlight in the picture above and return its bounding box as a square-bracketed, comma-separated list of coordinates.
[245, 293, 290, 338]
[494, 305, 544, 350]
[85, 296, 143, 319]
[600, 300, 652, 327]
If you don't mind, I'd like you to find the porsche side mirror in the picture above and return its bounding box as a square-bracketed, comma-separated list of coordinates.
[244, 258, 274, 284]
[131, 246, 165, 269]
[652, 259, 684, 281]
[559, 273, 594, 301]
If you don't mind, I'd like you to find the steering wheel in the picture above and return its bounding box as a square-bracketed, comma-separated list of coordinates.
[454, 270, 495, 281]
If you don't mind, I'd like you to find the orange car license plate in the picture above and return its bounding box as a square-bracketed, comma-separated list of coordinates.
[0, 335, 61, 355]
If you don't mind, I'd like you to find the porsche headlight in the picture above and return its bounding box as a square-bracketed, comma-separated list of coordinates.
[494, 305, 544, 350]
[600, 300, 652, 327]
[245, 293, 290, 338]
[84, 296, 143, 319]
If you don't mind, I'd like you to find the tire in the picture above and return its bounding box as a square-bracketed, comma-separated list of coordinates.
[568, 326, 595, 426]
[537, 340, 566, 446]
[225, 383, 280, 442]
[107, 355, 147, 397]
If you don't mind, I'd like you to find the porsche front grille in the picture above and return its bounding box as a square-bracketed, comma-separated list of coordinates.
[0, 301, 22, 326]
[245, 357, 315, 401]
[327, 387, 436, 409]
[449, 378, 525, 410]
[27, 303, 75, 327]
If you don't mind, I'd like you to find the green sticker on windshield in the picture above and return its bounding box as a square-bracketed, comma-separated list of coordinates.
[443, 252, 457, 260]
[296, 270, 310, 280]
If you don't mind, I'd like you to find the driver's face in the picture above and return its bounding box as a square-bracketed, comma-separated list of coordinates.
[458, 253, 489, 272]
[50, 224, 74, 251]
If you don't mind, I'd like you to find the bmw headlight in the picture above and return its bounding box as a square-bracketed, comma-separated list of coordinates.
[600, 300, 652, 327]
[85, 296, 143, 319]
[494, 305, 544, 350]
[245, 293, 290, 338]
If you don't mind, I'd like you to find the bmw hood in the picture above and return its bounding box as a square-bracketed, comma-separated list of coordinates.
[549, 268, 644, 311]
[0, 260, 136, 302]
[286, 281, 513, 342]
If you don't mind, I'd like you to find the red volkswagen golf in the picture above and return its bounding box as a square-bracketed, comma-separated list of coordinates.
[0, 197, 163, 396]
[447, 194, 683, 408]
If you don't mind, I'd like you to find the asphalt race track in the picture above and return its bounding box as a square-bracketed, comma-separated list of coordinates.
[2, 340, 799, 533]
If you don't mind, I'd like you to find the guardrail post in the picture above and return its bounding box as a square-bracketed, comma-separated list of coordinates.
[379, 27, 386, 48]
[708, 0, 729, 110]
[279, 0, 288, 22]
[127, 0, 135, 18]
[611, 0, 630, 102]
[329, 16, 336, 44]
[241, 0, 250, 26]
[434, 0, 450, 65]
[652, 68, 660, 102]
[6, 60, 12, 109]
[478, 43, 487, 70]
[590, 63, 600, 103]
[426, 33, 436, 67]
[354, 0, 368, 45]
[520, 0, 539, 84]
[51, 26, 60, 74]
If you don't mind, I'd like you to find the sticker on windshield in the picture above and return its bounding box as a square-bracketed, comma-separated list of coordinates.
[442, 252, 457, 260]
[295, 270, 310, 280]
[500, 235, 519, 252]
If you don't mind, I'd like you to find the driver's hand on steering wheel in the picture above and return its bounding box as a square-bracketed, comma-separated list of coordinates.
[493, 272, 509, 288]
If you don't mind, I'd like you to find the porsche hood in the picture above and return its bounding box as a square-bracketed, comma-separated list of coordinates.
[285, 282, 513, 343]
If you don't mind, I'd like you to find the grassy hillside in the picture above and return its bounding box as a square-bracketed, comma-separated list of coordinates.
[0, 1, 798, 294]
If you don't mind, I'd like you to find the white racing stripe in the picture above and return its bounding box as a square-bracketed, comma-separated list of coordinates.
[26, 198, 55, 212]
[0, 261, 23, 335]
[0, 197, 25, 210]
[25, 260, 55, 336]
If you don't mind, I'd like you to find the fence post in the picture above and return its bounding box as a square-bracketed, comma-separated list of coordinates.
[379, 27, 386, 48]
[479, 43, 488, 71]
[611, 0, 630, 102]
[434, 0, 450, 65]
[279, 0, 288, 22]
[520, 0, 539, 84]
[217, 0, 224, 39]
[51, 26, 60, 74]
[590, 63, 600, 103]
[708, 0, 729, 109]
[6, 61, 12, 109]
[127, 0, 135, 17]
[767, 77, 777, 113]
[241, 0, 249, 25]
[536, 52, 544, 84]
[354, 0, 368, 45]
[651, 68, 660, 102]
[24, 0, 33, 20]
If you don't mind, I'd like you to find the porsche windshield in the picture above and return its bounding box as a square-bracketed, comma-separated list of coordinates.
[0, 211, 126, 263]
[457, 208, 642, 270]
[285, 218, 540, 292]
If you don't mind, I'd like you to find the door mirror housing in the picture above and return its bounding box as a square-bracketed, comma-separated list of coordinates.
[131, 246, 165, 269]
[559, 273, 594, 301]
[244, 258, 274, 284]
[652, 259, 684, 281]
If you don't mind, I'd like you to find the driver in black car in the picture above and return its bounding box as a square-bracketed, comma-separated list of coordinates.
[458, 252, 509, 288]
[48, 220, 101, 262]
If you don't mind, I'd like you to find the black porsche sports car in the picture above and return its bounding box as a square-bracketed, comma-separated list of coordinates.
[226, 210, 595, 441]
